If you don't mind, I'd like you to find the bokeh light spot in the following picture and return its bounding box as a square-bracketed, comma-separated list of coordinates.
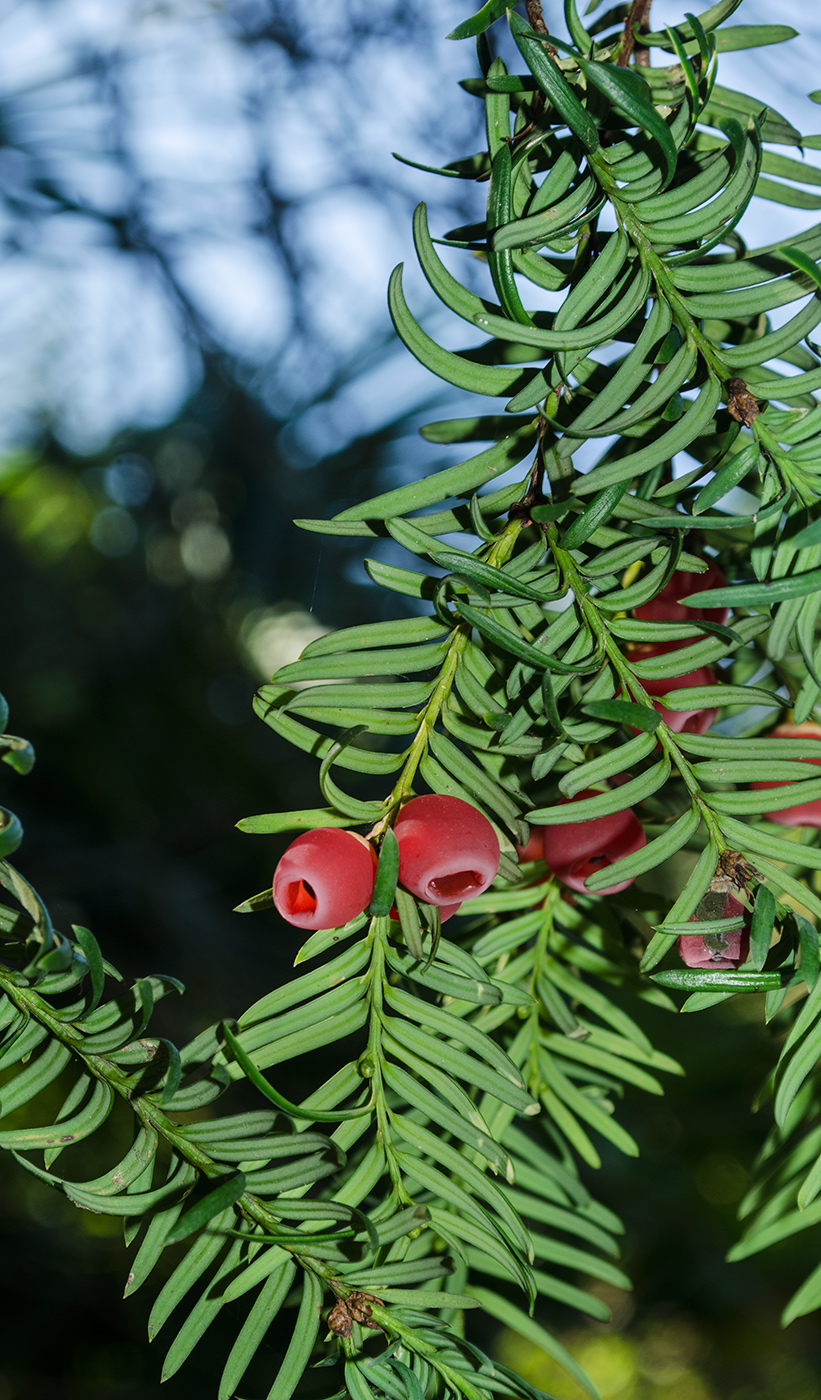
[89, 505, 138, 557]
[179, 521, 231, 581]
[145, 531, 186, 586]
[240, 603, 329, 680]
[104, 453, 153, 506]
[155, 436, 204, 489]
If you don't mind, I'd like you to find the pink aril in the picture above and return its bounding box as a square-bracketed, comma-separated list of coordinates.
[750, 721, 821, 828]
[516, 829, 545, 864]
[394, 794, 500, 906]
[273, 828, 377, 930]
[541, 792, 646, 896]
[677, 894, 750, 969]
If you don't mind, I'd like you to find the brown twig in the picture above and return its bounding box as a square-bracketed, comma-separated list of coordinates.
[525, 0, 557, 55]
[618, 0, 653, 67]
[511, 90, 547, 150]
[525, 0, 548, 34]
[510, 417, 555, 523]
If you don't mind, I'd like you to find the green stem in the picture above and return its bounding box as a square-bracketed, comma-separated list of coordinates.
[755, 419, 820, 505]
[362, 918, 414, 1205]
[0, 962, 359, 1296]
[372, 517, 529, 837]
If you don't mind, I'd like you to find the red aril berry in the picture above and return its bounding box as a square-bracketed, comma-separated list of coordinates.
[677, 894, 750, 969]
[516, 829, 545, 863]
[273, 828, 376, 930]
[750, 721, 821, 827]
[389, 901, 461, 923]
[394, 794, 500, 906]
[541, 792, 646, 895]
[633, 559, 730, 643]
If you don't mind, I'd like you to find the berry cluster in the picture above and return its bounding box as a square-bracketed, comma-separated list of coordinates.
[272, 794, 500, 931]
[273, 562, 821, 971]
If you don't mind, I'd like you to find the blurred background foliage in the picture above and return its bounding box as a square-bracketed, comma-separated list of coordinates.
[2, 0, 821, 1396]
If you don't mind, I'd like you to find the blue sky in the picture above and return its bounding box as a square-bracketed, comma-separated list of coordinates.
[0, 0, 818, 455]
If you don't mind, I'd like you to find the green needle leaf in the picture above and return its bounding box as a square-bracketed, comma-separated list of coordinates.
[581, 700, 662, 732]
[373, 1288, 481, 1307]
[749, 885, 776, 971]
[72, 924, 105, 1010]
[394, 886, 426, 962]
[267, 1272, 323, 1400]
[795, 912, 821, 990]
[237, 808, 357, 835]
[447, 0, 510, 40]
[577, 58, 677, 187]
[432, 549, 559, 602]
[509, 11, 599, 151]
[530, 757, 670, 823]
[692, 442, 762, 515]
[467, 1287, 599, 1399]
[782, 245, 821, 291]
[652, 969, 795, 991]
[220, 1021, 371, 1122]
[0, 807, 23, 860]
[454, 601, 600, 674]
[1, 737, 35, 775]
[687, 569, 821, 606]
[585, 807, 701, 892]
[163, 1173, 246, 1247]
[560, 479, 631, 549]
[369, 829, 400, 917]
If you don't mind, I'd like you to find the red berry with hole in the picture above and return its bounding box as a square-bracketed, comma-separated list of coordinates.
[750, 721, 821, 827]
[541, 792, 646, 895]
[394, 795, 500, 906]
[634, 559, 730, 643]
[273, 828, 376, 930]
[677, 894, 750, 969]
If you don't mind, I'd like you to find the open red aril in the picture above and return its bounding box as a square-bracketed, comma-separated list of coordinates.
[750, 721, 821, 827]
[677, 894, 750, 969]
[542, 792, 646, 895]
[633, 559, 730, 644]
[273, 828, 377, 930]
[394, 794, 500, 906]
